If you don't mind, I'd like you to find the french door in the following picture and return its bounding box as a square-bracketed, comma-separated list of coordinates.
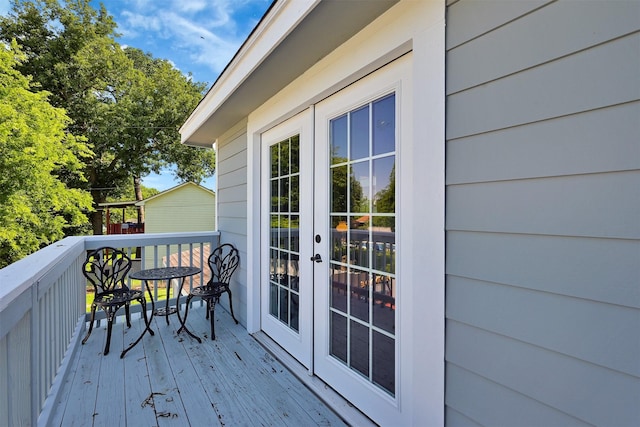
[261, 55, 410, 424]
[260, 111, 313, 367]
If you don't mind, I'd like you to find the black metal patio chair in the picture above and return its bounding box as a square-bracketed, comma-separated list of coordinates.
[182, 243, 240, 341]
[82, 247, 153, 357]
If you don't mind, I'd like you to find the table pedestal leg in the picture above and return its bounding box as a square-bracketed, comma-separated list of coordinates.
[120, 293, 155, 358]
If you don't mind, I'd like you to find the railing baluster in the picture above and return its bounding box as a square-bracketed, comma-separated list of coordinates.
[1, 231, 220, 426]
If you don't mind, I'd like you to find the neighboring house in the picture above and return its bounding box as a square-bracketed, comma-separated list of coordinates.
[136, 182, 216, 234]
[179, 1, 640, 426]
[136, 182, 216, 270]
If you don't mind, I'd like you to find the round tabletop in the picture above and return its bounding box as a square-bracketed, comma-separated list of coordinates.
[129, 266, 201, 281]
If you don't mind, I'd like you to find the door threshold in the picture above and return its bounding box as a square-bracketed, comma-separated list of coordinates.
[252, 331, 377, 427]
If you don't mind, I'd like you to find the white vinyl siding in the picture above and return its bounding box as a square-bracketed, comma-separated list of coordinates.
[216, 121, 249, 325]
[444, 1, 640, 426]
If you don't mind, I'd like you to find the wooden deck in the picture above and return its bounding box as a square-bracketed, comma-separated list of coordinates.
[49, 306, 347, 426]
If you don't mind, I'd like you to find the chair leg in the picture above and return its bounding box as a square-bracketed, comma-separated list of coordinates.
[104, 310, 115, 356]
[208, 298, 216, 340]
[125, 302, 132, 328]
[179, 295, 202, 343]
[82, 305, 97, 345]
[227, 290, 239, 324]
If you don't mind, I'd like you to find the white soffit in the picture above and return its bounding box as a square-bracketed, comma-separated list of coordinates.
[180, 0, 399, 147]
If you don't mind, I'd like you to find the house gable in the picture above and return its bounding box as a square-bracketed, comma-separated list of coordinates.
[140, 182, 216, 234]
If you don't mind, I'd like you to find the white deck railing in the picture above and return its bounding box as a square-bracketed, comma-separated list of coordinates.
[0, 231, 220, 427]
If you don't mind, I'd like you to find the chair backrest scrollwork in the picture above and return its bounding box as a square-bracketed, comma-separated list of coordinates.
[207, 244, 240, 286]
[83, 247, 132, 295]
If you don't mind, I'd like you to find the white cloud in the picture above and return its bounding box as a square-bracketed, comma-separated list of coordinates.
[113, 0, 260, 77]
[160, 11, 238, 71]
[119, 11, 163, 38]
[176, 0, 209, 14]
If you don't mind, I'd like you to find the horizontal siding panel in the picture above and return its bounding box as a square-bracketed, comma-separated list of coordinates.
[447, 0, 640, 93]
[447, 276, 640, 376]
[447, 32, 640, 139]
[446, 321, 640, 427]
[446, 231, 640, 309]
[446, 102, 640, 184]
[218, 239, 246, 270]
[229, 273, 247, 324]
[217, 217, 249, 237]
[219, 167, 248, 188]
[218, 150, 247, 175]
[445, 407, 483, 427]
[220, 201, 247, 219]
[230, 275, 247, 305]
[446, 0, 551, 49]
[218, 129, 247, 158]
[220, 235, 247, 258]
[447, 171, 640, 239]
[217, 184, 247, 204]
[446, 364, 589, 427]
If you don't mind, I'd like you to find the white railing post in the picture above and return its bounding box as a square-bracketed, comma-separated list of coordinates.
[31, 281, 40, 426]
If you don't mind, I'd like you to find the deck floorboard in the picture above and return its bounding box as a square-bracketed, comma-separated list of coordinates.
[51, 306, 347, 427]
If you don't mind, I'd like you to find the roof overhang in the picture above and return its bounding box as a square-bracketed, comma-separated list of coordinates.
[180, 0, 399, 147]
[97, 201, 138, 209]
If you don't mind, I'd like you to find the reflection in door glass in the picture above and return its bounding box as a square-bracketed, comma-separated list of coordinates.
[373, 94, 395, 156]
[350, 320, 369, 377]
[330, 312, 347, 363]
[331, 166, 348, 213]
[350, 162, 369, 214]
[328, 93, 396, 396]
[330, 114, 348, 164]
[350, 105, 370, 161]
[269, 135, 300, 332]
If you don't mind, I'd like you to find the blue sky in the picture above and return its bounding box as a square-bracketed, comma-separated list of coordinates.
[0, 0, 272, 191]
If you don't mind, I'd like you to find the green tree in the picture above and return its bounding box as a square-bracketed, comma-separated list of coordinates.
[0, 41, 93, 268]
[1, 0, 215, 234]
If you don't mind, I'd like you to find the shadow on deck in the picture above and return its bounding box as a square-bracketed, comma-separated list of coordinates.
[50, 306, 347, 426]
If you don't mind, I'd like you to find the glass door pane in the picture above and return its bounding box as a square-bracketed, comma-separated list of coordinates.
[269, 135, 301, 332]
[328, 93, 396, 395]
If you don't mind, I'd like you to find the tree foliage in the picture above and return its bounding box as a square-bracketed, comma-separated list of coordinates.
[0, 41, 93, 267]
[373, 163, 395, 230]
[1, 0, 215, 235]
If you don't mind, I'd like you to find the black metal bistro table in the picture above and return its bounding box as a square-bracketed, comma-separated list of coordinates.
[129, 266, 201, 338]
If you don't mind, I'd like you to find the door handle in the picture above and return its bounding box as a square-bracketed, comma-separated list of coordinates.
[310, 254, 322, 263]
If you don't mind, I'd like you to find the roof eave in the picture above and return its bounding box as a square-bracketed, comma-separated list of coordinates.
[180, 0, 398, 147]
